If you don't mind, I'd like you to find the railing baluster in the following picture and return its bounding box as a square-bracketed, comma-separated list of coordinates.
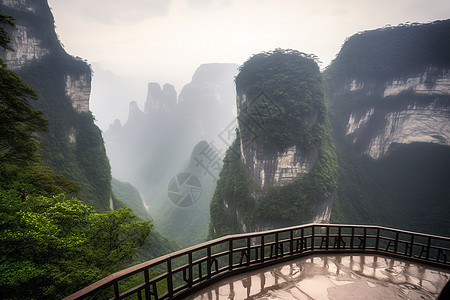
[113, 281, 120, 299]
[290, 230, 294, 255]
[247, 237, 251, 265]
[375, 228, 380, 251]
[229, 239, 233, 270]
[426, 236, 431, 260]
[409, 234, 414, 257]
[144, 269, 151, 300]
[167, 259, 173, 297]
[188, 252, 193, 287]
[261, 235, 265, 262]
[351, 227, 354, 250]
[207, 246, 212, 279]
[394, 231, 399, 254]
[275, 233, 279, 258]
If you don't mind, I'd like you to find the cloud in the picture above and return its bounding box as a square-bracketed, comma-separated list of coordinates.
[186, 0, 232, 10]
[50, 0, 173, 24]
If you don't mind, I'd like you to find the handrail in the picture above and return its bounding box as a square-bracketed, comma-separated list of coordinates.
[64, 224, 450, 300]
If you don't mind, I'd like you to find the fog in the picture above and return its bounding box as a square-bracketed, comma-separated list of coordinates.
[48, 0, 450, 130]
[45, 0, 450, 246]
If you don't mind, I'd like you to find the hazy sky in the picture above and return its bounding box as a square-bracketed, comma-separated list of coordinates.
[47, 0, 450, 128]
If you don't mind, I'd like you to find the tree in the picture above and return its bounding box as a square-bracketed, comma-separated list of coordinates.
[0, 192, 152, 299]
[0, 13, 48, 166]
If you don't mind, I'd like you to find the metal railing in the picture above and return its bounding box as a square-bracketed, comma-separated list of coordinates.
[64, 224, 450, 300]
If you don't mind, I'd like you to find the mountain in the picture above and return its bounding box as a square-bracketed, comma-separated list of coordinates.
[209, 49, 338, 238]
[326, 20, 450, 236]
[209, 20, 450, 239]
[0, 0, 112, 210]
[104, 63, 238, 246]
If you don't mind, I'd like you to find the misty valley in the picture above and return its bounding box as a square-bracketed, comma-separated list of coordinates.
[0, 1, 449, 299]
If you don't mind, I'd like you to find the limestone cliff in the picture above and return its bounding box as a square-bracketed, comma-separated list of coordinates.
[1, 0, 90, 113]
[209, 50, 338, 238]
[0, 0, 112, 210]
[331, 67, 450, 159]
[327, 20, 450, 236]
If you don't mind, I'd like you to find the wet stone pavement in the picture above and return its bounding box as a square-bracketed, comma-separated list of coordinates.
[189, 254, 450, 299]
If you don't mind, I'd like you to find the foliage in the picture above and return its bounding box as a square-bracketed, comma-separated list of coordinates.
[210, 49, 337, 238]
[0, 13, 155, 299]
[236, 49, 326, 150]
[1, 5, 108, 210]
[0, 28, 48, 165]
[209, 134, 256, 238]
[112, 177, 151, 220]
[0, 191, 152, 299]
[325, 20, 450, 237]
[0, 13, 14, 50]
[325, 20, 450, 90]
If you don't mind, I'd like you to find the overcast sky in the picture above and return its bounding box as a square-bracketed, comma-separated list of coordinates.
[47, 0, 450, 129]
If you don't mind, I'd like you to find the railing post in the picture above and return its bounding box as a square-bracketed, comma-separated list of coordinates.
[167, 259, 173, 297]
[426, 236, 431, 260]
[247, 237, 251, 265]
[188, 252, 193, 287]
[363, 227, 367, 250]
[229, 239, 233, 271]
[275, 233, 279, 257]
[326, 226, 329, 251]
[207, 245, 212, 279]
[311, 225, 315, 251]
[290, 230, 294, 255]
[351, 227, 354, 249]
[113, 281, 120, 299]
[260, 235, 265, 263]
[409, 234, 414, 257]
[144, 269, 151, 300]
[394, 231, 399, 254]
[375, 228, 380, 251]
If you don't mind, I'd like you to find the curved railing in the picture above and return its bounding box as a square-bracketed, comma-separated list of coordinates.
[64, 224, 450, 300]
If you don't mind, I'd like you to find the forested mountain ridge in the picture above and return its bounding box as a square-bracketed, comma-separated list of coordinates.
[0, 0, 112, 210]
[326, 20, 450, 236]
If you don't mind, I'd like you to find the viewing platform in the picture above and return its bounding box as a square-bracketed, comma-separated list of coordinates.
[64, 224, 450, 300]
[190, 254, 449, 299]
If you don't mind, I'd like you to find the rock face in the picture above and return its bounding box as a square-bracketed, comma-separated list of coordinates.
[240, 144, 318, 188]
[327, 20, 450, 236]
[1, 0, 91, 113]
[336, 68, 450, 159]
[144, 82, 177, 113]
[65, 74, 90, 112]
[0, 0, 111, 210]
[209, 50, 338, 238]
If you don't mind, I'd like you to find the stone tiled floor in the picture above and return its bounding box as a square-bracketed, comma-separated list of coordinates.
[189, 254, 450, 299]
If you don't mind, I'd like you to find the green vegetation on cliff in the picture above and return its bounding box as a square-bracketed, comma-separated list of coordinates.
[326, 20, 450, 237]
[236, 49, 326, 150]
[0, 12, 171, 299]
[1, 2, 112, 210]
[325, 19, 450, 89]
[210, 50, 337, 238]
